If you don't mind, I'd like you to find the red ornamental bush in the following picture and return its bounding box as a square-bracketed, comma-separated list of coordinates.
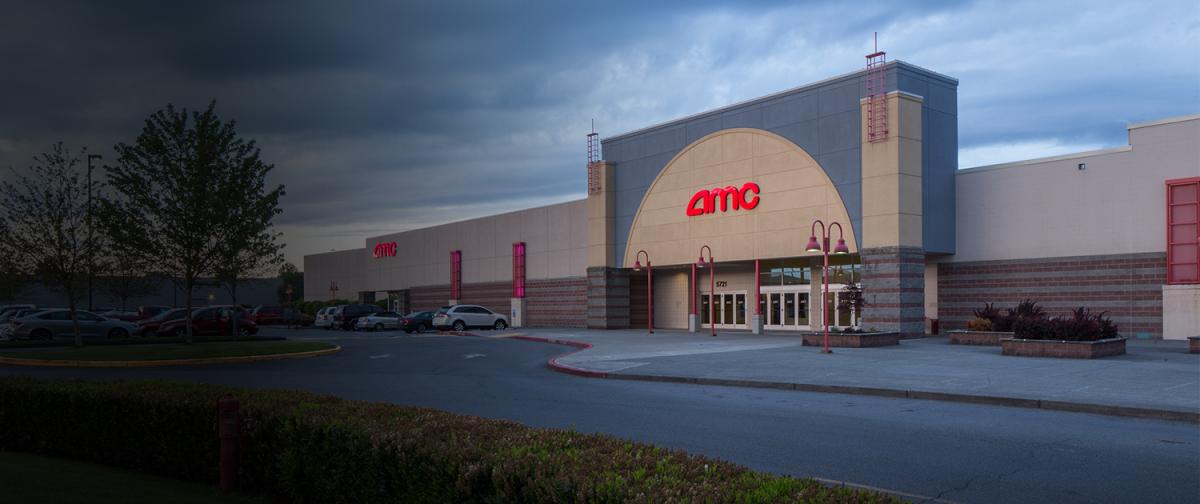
[1012, 307, 1119, 342]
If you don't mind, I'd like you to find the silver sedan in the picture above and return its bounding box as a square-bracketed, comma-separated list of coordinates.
[355, 311, 402, 331]
[8, 309, 141, 340]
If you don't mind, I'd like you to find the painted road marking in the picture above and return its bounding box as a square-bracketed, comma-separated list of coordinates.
[369, 354, 392, 359]
[463, 353, 486, 359]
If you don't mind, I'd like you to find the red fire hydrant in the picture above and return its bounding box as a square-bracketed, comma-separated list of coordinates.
[217, 394, 241, 491]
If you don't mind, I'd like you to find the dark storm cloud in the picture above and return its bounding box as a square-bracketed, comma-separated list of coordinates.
[1, 0, 1196, 263]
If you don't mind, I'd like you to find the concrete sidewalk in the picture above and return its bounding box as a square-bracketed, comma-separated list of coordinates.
[505, 328, 1200, 422]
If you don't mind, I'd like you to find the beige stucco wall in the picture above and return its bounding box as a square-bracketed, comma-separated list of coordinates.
[362, 200, 587, 292]
[623, 128, 858, 268]
[860, 91, 924, 249]
[303, 248, 367, 301]
[1162, 285, 1200, 340]
[949, 115, 1200, 263]
[652, 270, 691, 329]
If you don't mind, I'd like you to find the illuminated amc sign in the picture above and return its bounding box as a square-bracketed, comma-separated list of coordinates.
[373, 241, 397, 259]
[685, 182, 760, 217]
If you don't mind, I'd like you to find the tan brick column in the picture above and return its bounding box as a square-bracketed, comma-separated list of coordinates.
[859, 91, 925, 337]
[585, 161, 629, 328]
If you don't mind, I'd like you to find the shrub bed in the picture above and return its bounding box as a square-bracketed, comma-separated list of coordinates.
[1012, 307, 1118, 342]
[0, 377, 896, 503]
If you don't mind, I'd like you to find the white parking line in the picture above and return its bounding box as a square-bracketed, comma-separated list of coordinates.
[369, 354, 392, 359]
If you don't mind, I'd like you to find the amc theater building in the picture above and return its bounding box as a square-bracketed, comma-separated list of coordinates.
[304, 61, 1200, 340]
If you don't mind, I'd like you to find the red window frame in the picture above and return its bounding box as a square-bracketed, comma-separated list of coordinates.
[450, 250, 462, 299]
[1167, 177, 1199, 284]
[512, 242, 526, 298]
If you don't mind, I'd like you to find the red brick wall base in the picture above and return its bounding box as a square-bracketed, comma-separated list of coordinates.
[801, 332, 900, 348]
[947, 331, 1012, 346]
[939, 252, 1165, 339]
[1001, 338, 1127, 359]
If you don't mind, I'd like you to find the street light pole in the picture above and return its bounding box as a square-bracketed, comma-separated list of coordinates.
[806, 220, 849, 353]
[696, 245, 715, 337]
[633, 250, 653, 334]
[86, 153, 102, 312]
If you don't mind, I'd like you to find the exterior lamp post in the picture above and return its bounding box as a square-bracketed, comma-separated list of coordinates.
[86, 153, 101, 312]
[695, 245, 715, 337]
[805, 220, 849, 353]
[632, 250, 653, 334]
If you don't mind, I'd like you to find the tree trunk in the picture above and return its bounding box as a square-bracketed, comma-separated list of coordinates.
[184, 278, 194, 345]
[230, 280, 238, 341]
[69, 297, 82, 348]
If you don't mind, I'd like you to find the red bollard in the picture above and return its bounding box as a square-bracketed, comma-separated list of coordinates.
[217, 394, 240, 492]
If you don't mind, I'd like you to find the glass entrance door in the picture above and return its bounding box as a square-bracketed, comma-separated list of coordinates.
[820, 285, 860, 329]
[700, 291, 747, 329]
[760, 287, 810, 330]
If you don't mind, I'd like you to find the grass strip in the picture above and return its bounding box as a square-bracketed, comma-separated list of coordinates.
[0, 341, 334, 361]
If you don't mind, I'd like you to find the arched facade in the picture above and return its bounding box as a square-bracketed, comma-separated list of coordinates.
[622, 128, 857, 267]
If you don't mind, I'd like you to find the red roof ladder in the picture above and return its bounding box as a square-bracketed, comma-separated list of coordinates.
[865, 33, 888, 143]
[587, 119, 602, 195]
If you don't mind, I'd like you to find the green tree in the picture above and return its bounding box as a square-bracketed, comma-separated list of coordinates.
[100, 102, 285, 344]
[0, 143, 105, 346]
[277, 262, 303, 304]
[99, 250, 160, 311]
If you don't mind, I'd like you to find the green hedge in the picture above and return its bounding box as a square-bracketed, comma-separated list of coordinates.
[0, 377, 896, 503]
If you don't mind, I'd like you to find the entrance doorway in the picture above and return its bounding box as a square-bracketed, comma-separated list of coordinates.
[824, 284, 861, 329]
[699, 291, 748, 329]
[759, 286, 810, 330]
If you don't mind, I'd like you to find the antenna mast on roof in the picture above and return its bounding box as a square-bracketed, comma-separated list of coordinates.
[587, 119, 602, 195]
[865, 32, 888, 142]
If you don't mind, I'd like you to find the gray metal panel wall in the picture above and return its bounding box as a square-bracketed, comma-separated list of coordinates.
[602, 61, 958, 265]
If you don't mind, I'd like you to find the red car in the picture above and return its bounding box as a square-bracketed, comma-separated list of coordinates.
[251, 306, 313, 326]
[107, 305, 172, 322]
[157, 306, 258, 338]
[136, 308, 188, 337]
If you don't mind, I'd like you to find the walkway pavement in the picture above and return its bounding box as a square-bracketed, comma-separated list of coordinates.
[504, 328, 1200, 422]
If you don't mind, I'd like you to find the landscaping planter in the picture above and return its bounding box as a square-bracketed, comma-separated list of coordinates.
[948, 330, 1013, 346]
[1001, 337, 1127, 359]
[1190, 336, 1200, 354]
[801, 331, 899, 348]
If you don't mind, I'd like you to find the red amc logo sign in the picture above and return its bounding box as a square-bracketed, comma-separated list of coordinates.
[686, 182, 760, 217]
[373, 241, 397, 258]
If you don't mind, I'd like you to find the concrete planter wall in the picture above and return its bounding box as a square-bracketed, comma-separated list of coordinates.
[1001, 337, 1127, 359]
[801, 332, 900, 348]
[1189, 336, 1199, 354]
[947, 330, 1013, 346]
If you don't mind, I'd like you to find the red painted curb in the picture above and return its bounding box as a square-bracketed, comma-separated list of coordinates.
[507, 335, 608, 378]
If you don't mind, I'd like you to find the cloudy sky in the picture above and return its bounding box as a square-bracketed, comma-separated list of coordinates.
[1, 0, 1197, 267]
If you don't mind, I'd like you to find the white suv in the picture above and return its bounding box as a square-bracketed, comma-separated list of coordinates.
[432, 305, 508, 332]
[314, 307, 334, 329]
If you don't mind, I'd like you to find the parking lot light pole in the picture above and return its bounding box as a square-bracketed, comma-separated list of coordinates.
[806, 220, 849, 354]
[696, 245, 715, 337]
[86, 153, 101, 312]
[633, 250, 653, 334]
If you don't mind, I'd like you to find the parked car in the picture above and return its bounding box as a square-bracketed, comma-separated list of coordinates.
[355, 311, 402, 331]
[251, 305, 285, 325]
[286, 308, 314, 326]
[157, 306, 257, 338]
[432, 305, 508, 331]
[0, 305, 36, 324]
[332, 304, 382, 331]
[8, 309, 141, 340]
[400, 311, 436, 334]
[314, 307, 334, 329]
[104, 305, 172, 322]
[136, 308, 188, 337]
